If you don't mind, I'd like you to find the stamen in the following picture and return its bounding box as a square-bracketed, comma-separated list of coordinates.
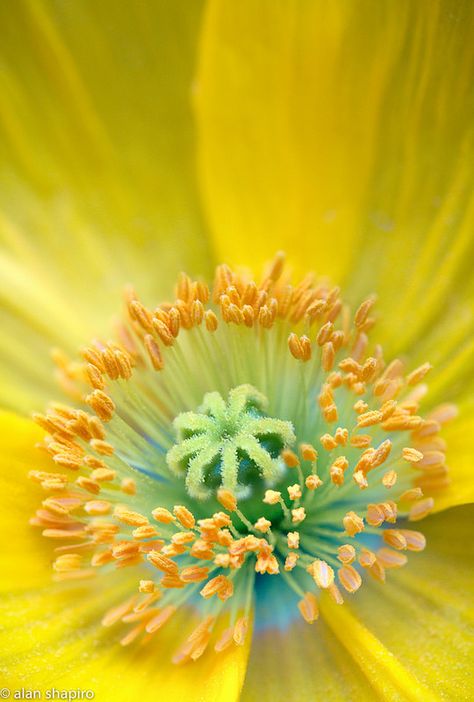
[29, 255, 452, 663]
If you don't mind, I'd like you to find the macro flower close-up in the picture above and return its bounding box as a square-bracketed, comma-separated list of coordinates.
[1, 2, 473, 701]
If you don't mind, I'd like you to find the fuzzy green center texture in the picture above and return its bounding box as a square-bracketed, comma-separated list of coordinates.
[166, 384, 296, 499]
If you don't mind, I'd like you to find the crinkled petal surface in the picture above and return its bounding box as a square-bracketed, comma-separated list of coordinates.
[0, 0, 214, 412]
[242, 505, 474, 701]
[196, 0, 474, 398]
[0, 412, 249, 700]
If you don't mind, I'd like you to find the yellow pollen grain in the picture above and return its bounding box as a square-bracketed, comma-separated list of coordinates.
[354, 297, 376, 328]
[180, 566, 209, 583]
[152, 507, 175, 524]
[121, 477, 137, 495]
[298, 592, 319, 623]
[288, 333, 305, 361]
[281, 449, 300, 468]
[76, 477, 100, 494]
[300, 443, 318, 462]
[408, 498, 434, 522]
[291, 507, 306, 523]
[383, 530, 408, 550]
[254, 517, 272, 533]
[357, 410, 383, 428]
[263, 489, 281, 505]
[328, 583, 344, 605]
[376, 548, 407, 569]
[350, 435, 372, 448]
[337, 544, 356, 564]
[90, 439, 115, 456]
[217, 488, 237, 512]
[338, 564, 362, 593]
[173, 505, 196, 529]
[353, 400, 368, 414]
[144, 335, 164, 371]
[305, 474, 323, 490]
[233, 616, 249, 646]
[153, 319, 175, 347]
[214, 553, 231, 568]
[167, 308, 181, 337]
[399, 530, 426, 551]
[284, 553, 299, 571]
[214, 627, 234, 653]
[353, 471, 368, 490]
[316, 321, 333, 346]
[287, 531, 300, 549]
[114, 507, 149, 527]
[322, 342, 335, 371]
[212, 512, 232, 528]
[147, 550, 179, 574]
[358, 548, 377, 568]
[399, 487, 424, 502]
[86, 363, 105, 390]
[84, 500, 111, 516]
[139, 580, 155, 594]
[320, 433, 338, 450]
[343, 511, 364, 536]
[406, 362, 433, 386]
[287, 483, 302, 500]
[91, 468, 116, 482]
[382, 470, 397, 488]
[200, 575, 234, 601]
[86, 390, 115, 422]
[133, 525, 158, 540]
[309, 559, 334, 589]
[91, 551, 114, 567]
[145, 605, 177, 634]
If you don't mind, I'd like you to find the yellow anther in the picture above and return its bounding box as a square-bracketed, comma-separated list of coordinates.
[217, 488, 237, 512]
[298, 592, 319, 623]
[338, 565, 362, 593]
[263, 489, 281, 505]
[254, 517, 272, 533]
[287, 483, 302, 500]
[343, 511, 364, 536]
[408, 498, 434, 522]
[287, 532, 300, 549]
[152, 507, 174, 524]
[173, 505, 196, 529]
[337, 544, 356, 564]
[308, 559, 334, 589]
[305, 474, 323, 490]
[291, 507, 306, 523]
[282, 449, 300, 468]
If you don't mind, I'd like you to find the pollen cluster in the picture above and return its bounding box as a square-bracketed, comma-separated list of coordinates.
[31, 253, 455, 663]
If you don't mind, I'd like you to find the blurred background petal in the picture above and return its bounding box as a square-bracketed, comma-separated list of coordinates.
[0, 0, 214, 412]
[196, 0, 474, 405]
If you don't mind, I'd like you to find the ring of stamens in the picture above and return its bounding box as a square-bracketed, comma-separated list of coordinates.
[30, 252, 455, 663]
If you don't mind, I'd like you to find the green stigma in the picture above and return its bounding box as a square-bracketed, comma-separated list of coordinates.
[166, 384, 296, 499]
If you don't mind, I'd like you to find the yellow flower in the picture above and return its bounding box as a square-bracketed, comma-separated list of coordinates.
[1, 2, 473, 702]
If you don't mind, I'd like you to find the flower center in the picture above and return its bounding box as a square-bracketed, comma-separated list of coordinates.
[167, 384, 295, 499]
[30, 253, 455, 663]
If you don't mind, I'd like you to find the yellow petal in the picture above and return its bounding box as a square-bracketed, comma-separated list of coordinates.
[196, 0, 474, 375]
[0, 411, 52, 588]
[321, 504, 474, 699]
[241, 580, 374, 701]
[0, 411, 249, 699]
[0, 1, 213, 412]
[432, 408, 474, 511]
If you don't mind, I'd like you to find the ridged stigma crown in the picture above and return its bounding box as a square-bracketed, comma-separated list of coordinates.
[166, 384, 296, 499]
